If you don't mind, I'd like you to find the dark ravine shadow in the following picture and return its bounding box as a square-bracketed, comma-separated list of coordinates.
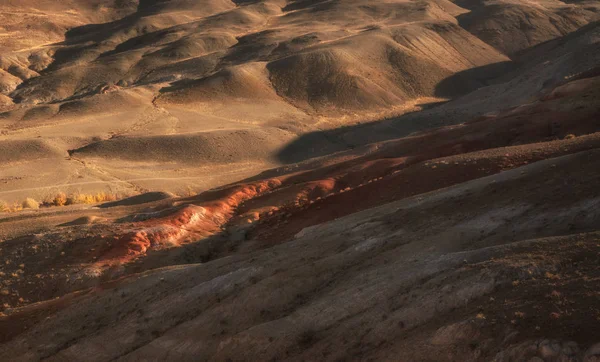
[219, 30, 280, 66]
[99, 192, 174, 209]
[32, 0, 187, 73]
[46, 16, 145, 73]
[11, 1, 224, 103]
[282, 0, 332, 12]
[8, 4, 148, 102]
[434, 61, 515, 98]
[275, 110, 442, 164]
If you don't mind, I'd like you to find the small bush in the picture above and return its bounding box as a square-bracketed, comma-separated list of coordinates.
[22, 198, 39, 210]
[2, 191, 122, 213]
[0, 201, 22, 213]
[67, 194, 90, 205]
[95, 192, 117, 203]
[53, 192, 68, 206]
[65, 192, 118, 205]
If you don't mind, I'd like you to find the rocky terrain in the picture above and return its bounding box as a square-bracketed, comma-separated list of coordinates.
[1, 0, 600, 361]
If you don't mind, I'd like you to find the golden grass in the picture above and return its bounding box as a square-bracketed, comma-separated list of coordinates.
[0, 201, 23, 213]
[22, 198, 39, 209]
[69, 192, 118, 205]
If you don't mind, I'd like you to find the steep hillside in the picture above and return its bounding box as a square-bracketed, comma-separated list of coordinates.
[454, 0, 600, 55]
[1, 49, 600, 361]
[0, 0, 526, 202]
[1, 1, 596, 203]
[1, 1, 600, 361]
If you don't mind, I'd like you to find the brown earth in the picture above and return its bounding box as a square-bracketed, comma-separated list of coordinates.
[1, 0, 600, 361]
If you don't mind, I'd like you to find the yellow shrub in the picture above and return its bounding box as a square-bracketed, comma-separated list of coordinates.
[0, 201, 23, 213]
[66, 192, 119, 205]
[22, 198, 39, 210]
[2, 191, 121, 212]
[94, 192, 116, 203]
[53, 192, 68, 206]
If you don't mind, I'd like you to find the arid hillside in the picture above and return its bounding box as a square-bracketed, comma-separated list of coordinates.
[1, 0, 600, 361]
[1, 0, 598, 203]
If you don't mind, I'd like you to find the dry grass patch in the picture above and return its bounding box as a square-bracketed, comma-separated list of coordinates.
[1, 192, 122, 213]
[66, 192, 118, 205]
[0, 201, 22, 213]
[21, 198, 39, 210]
[43, 191, 119, 206]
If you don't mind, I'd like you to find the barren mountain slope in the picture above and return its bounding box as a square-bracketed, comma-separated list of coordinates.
[1, 136, 600, 361]
[273, 21, 600, 162]
[0, 56, 599, 360]
[1, 1, 600, 361]
[2, 0, 596, 202]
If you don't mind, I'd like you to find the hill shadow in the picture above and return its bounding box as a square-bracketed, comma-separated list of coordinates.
[39, 1, 180, 72]
[276, 60, 515, 164]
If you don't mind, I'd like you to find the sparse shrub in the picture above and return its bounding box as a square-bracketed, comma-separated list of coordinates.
[0, 201, 22, 213]
[82, 194, 96, 204]
[70, 193, 91, 205]
[65, 192, 119, 205]
[65, 194, 79, 205]
[53, 192, 68, 206]
[22, 198, 39, 210]
[95, 192, 117, 203]
[3, 191, 122, 212]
